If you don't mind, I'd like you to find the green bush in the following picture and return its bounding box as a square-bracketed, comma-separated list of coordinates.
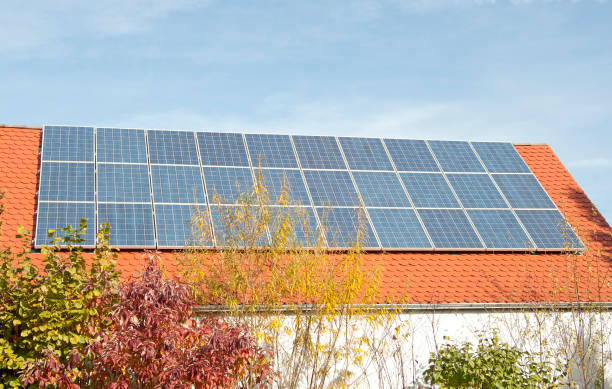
[423, 331, 563, 388]
[0, 221, 119, 388]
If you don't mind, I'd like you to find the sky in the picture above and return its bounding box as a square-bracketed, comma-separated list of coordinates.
[1, 0, 611, 221]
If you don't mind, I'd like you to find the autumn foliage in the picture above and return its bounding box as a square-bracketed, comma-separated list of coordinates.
[21, 251, 275, 388]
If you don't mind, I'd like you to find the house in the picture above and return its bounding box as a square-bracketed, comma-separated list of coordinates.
[1, 124, 611, 386]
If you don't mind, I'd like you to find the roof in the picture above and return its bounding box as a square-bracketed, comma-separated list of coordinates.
[1, 125, 611, 304]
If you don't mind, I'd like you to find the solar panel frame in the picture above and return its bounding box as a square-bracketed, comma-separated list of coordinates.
[41, 125, 94, 162]
[96, 128, 148, 163]
[383, 138, 440, 172]
[155, 204, 213, 248]
[400, 173, 461, 208]
[97, 203, 156, 248]
[303, 170, 362, 207]
[417, 208, 484, 249]
[198, 132, 250, 167]
[446, 173, 508, 209]
[292, 135, 347, 169]
[467, 209, 533, 250]
[39, 162, 95, 202]
[203, 166, 255, 205]
[492, 174, 557, 209]
[97, 163, 152, 203]
[471, 142, 530, 173]
[338, 137, 393, 171]
[315, 207, 379, 249]
[245, 133, 299, 168]
[151, 165, 206, 204]
[35, 202, 96, 247]
[352, 172, 412, 207]
[253, 168, 312, 206]
[148, 130, 199, 165]
[428, 140, 486, 173]
[516, 210, 584, 250]
[367, 208, 432, 249]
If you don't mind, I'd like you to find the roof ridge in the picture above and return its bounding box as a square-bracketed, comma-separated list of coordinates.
[0, 124, 42, 130]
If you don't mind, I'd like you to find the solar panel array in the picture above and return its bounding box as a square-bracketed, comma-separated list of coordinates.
[35, 126, 584, 251]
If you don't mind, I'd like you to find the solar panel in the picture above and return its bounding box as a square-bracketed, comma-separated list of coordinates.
[97, 203, 155, 247]
[516, 210, 583, 250]
[254, 169, 311, 205]
[352, 172, 411, 207]
[292, 136, 346, 169]
[151, 165, 205, 204]
[35, 202, 96, 246]
[42, 126, 94, 162]
[303, 170, 360, 207]
[268, 206, 320, 247]
[418, 209, 483, 249]
[97, 128, 147, 163]
[39, 162, 94, 202]
[428, 140, 485, 173]
[492, 174, 556, 209]
[97, 164, 151, 203]
[209, 205, 269, 247]
[155, 204, 212, 247]
[467, 209, 532, 249]
[36, 125, 581, 252]
[384, 139, 439, 172]
[316, 207, 378, 248]
[446, 174, 507, 209]
[148, 130, 199, 165]
[198, 132, 249, 167]
[471, 142, 530, 173]
[339, 137, 393, 171]
[245, 134, 298, 168]
[400, 173, 460, 208]
[203, 167, 254, 205]
[367, 208, 431, 249]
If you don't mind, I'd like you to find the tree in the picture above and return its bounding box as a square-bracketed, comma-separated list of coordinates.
[1, 221, 119, 388]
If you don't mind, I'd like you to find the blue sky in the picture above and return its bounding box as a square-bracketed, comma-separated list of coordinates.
[1, 0, 611, 222]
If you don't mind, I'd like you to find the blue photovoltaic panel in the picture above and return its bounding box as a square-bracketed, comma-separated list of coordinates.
[400, 173, 459, 208]
[209, 206, 269, 247]
[492, 174, 556, 209]
[303, 170, 360, 207]
[148, 130, 199, 165]
[468, 209, 532, 249]
[384, 139, 439, 172]
[471, 142, 530, 173]
[352, 172, 411, 207]
[316, 207, 378, 248]
[42, 126, 94, 162]
[155, 204, 212, 247]
[39, 162, 94, 202]
[428, 141, 485, 172]
[268, 207, 320, 247]
[516, 210, 583, 249]
[368, 208, 431, 249]
[198, 132, 249, 167]
[245, 134, 298, 168]
[203, 167, 254, 205]
[255, 169, 311, 205]
[151, 165, 205, 204]
[97, 164, 151, 203]
[339, 137, 393, 171]
[292, 136, 346, 169]
[35, 202, 96, 246]
[446, 174, 507, 209]
[97, 203, 155, 247]
[418, 209, 483, 249]
[96, 128, 147, 163]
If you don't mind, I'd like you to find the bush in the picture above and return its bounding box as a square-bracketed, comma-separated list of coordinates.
[1, 221, 119, 388]
[423, 331, 563, 388]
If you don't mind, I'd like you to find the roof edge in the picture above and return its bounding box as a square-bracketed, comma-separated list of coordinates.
[0, 124, 42, 130]
[194, 302, 612, 315]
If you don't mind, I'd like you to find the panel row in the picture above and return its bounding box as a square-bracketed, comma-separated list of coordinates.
[42, 126, 531, 173]
[35, 202, 583, 251]
[39, 161, 556, 209]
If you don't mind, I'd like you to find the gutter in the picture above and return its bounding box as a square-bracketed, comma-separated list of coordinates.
[194, 302, 612, 315]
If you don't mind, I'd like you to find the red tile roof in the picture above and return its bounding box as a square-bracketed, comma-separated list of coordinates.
[1, 125, 610, 304]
